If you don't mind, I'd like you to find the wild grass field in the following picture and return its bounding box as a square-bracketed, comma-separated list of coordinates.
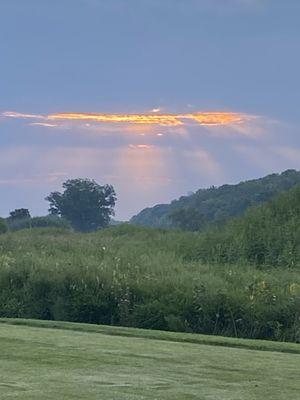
[0, 224, 299, 342]
[0, 319, 299, 400]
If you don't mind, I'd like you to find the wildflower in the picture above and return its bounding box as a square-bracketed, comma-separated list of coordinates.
[289, 283, 300, 295]
[260, 280, 267, 290]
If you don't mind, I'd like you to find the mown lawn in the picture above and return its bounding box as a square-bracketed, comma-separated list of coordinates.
[0, 320, 299, 399]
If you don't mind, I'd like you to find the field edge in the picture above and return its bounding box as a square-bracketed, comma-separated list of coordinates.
[1, 318, 299, 355]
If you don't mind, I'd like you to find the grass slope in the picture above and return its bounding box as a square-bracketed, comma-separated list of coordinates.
[0, 319, 299, 399]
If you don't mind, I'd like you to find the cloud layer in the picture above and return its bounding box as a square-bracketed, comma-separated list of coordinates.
[2, 110, 253, 128]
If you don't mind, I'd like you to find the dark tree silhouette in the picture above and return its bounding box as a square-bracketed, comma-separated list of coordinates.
[9, 208, 31, 220]
[46, 178, 116, 232]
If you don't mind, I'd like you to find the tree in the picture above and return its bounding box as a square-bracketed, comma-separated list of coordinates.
[46, 178, 117, 232]
[168, 207, 204, 231]
[8, 208, 31, 221]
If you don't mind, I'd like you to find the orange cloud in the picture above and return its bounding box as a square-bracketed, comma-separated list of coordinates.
[48, 112, 183, 126]
[2, 110, 252, 128]
[47, 111, 249, 126]
[183, 112, 247, 126]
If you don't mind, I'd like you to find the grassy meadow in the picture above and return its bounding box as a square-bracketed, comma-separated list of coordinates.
[0, 319, 299, 400]
[0, 225, 299, 342]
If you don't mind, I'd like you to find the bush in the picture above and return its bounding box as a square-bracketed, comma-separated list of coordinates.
[30, 216, 71, 229]
[7, 215, 71, 232]
[0, 218, 8, 234]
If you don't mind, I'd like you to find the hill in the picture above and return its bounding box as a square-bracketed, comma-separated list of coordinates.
[195, 184, 300, 267]
[0, 319, 299, 399]
[130, 169, 300, 229]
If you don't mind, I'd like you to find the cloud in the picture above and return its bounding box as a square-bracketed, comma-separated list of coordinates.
[2, 109, 264, 144]
[2, 109, 254, 129]
[2, 111, 45, 120]
[129, 144, 153, 149]
[29, 122, 58, 128]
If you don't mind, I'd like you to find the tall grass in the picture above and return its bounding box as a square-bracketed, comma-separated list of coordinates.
[0, 225, 299, 342]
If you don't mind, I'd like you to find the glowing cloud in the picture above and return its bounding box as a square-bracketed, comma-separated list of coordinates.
[48, 112, 182, 126]
[47, 111, 249, 126]
[2, 110, 253, 128]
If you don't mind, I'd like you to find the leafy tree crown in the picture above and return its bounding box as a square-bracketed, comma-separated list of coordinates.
[46, 178, 116, 232]
[9, 208, 31, 220]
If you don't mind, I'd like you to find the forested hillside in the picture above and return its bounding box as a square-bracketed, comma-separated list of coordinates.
[130, 169, 300, 229]
[194, 184, 300, 267]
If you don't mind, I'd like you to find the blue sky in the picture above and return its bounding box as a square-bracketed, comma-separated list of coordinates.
[1, 0, 300, 219]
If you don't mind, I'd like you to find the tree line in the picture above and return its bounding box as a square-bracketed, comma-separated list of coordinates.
[131, 169, 300, 230]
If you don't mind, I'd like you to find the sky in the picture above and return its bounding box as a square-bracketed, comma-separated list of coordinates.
[1, 0, 300, 220]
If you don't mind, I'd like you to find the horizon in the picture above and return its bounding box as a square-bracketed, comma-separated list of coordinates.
[1, 0, 300, 220]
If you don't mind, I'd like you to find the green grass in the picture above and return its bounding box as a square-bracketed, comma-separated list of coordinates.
[0, 319, 299, 399]
[0, 226, 300, 341]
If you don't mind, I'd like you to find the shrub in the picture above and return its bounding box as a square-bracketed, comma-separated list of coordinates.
[7, 215, 71, 231]
[0, 218, 8, 234]
[30, 216, 71, 229]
